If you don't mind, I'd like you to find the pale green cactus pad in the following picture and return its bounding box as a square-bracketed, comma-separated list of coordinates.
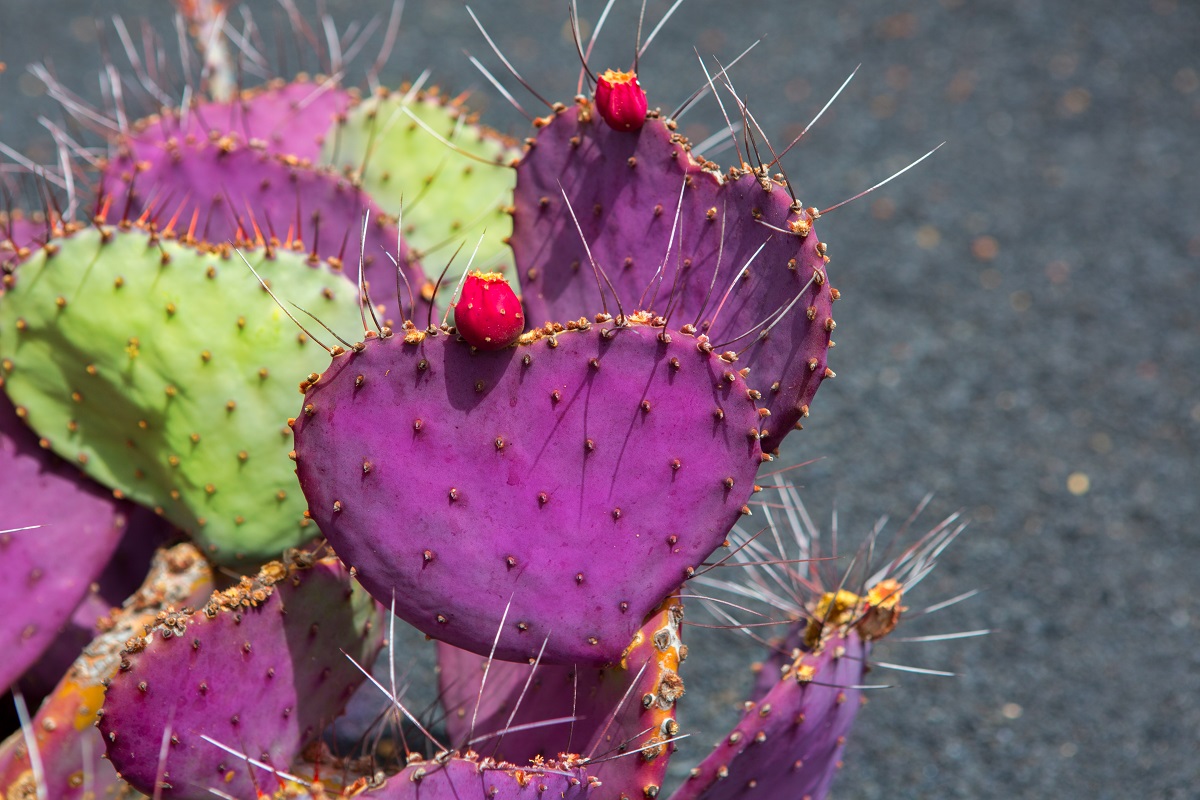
[320, 89, 518, 287]
[0, 226, 369, 562]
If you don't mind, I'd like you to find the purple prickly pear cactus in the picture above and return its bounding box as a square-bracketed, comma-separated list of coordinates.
[0, 394, 165, 696]
[674, 581, 908, 800]
[509, 104, 837, 454]
[686, 474, 968, 800]
[293, 321, 765, 665]
[439, 595, 687, 798]
[98, 552, 386, 799]
[0, 3, 968, 796]
[678, 570, 903, 800]
[337, 756, 599, 799]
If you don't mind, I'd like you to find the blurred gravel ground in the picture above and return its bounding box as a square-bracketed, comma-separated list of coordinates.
[1, 1, 1196, 797]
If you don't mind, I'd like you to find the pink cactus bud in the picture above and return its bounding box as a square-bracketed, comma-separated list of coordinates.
[594, 69, 648, 131]
[453, 271, 525, 350]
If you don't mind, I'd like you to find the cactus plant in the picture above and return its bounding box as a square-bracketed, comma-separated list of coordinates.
[0, 5, 973, 800]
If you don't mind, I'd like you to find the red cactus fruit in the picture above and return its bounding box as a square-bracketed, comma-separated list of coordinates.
[594, 68, 648, 131]
[453, 271, 525, 350]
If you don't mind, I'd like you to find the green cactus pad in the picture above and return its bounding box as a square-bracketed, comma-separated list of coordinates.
[0, 225, 370, 563]
[320, 89, 518, 284]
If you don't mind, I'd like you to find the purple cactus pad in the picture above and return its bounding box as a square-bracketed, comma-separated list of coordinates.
[510, 105, 836, 452]
[0, 214, 44, 267]
[293, 320, 765, 665]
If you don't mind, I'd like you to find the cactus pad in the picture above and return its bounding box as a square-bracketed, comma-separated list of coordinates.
[510, 104, 836, 452]
[682, 487, 941, 800]
[293, 319, 764, 665]
[99, 553, 384, 799]
[0, 225, 373, 561]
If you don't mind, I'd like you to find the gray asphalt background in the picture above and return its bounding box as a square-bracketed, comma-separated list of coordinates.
[1, 1, 1196, 797]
